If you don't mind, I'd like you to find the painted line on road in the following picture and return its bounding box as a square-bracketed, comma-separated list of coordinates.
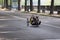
[41, 23, 60, 28]
[0, 19, 18, 20]
[12, 16, 60, 29]
[13, 16, 27, 20]
[0, 19, 12, 20]
[0, 31, 17, 33]
[0, 24, 8, 27]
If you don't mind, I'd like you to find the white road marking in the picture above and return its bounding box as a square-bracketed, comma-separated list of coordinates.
[45, 39, 60, 40]
[0, 31, 16, 33]
[0, 25, 8, 27]
[0, 19, 18, 20]
[13, 16, 27, 20]
[0, 29, 20, 33]
[41, 23, 60, 28]
[0, 19, 11, 20]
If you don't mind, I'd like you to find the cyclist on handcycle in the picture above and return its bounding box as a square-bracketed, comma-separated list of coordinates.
[30, 15, 41, 25]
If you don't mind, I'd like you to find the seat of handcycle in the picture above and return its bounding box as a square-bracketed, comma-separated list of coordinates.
[31, 21, 41, 25]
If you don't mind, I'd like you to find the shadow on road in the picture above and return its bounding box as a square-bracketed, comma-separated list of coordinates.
[30, 25, 40, 28]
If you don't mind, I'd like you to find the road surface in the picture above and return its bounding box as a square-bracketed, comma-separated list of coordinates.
[0, 11, 60, 40]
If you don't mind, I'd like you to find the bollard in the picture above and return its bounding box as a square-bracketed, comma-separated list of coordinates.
[27, 18, 29, 26]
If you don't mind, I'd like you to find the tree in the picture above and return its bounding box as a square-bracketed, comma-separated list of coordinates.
[10, 0, 12, 10]
[42, 6, 45, 13]
[4, 0, 8, 9]
[4, 0, 6, 8]
[30, 0, 33, 11]
[50, 0, 54, 14]
[18, 0, 21, 10]
[25, 0, 27, 11]
[37, 0, 40, 13]
[58, 11, 60, 14]
[2, 0, 3, 8]
[57, 6, 60, 14]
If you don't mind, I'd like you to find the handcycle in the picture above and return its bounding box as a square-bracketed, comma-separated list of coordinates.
[27, 16, 41, 26]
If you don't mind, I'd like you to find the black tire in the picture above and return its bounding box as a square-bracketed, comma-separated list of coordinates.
[39, 21, 41, 25]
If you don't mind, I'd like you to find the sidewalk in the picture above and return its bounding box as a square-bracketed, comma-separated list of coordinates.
[21, 11, 60, 18]
[0, 8, 60, 18]
[0, 8, 9, 11]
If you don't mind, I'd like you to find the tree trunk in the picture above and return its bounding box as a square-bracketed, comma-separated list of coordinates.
[42, 6, 45, 13]
[30, 0, 33, 11]
[10, 0, 12, 10]
[5, 0, 8, 9]
[42, 9, 45, 13]
[18, 0, 20, 10]
[58, 11, 60, 14]
[50, 0, 54, 14]
[57, 6, 60, 14]
[4, 0, 8, 8]
[37, 0, 40, 13]
[25, 0, 27, 11]
[2, 0, 4, 8]
[4, 0, 6, 8]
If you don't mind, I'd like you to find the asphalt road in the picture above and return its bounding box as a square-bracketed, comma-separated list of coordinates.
[0, 11, 60, 40]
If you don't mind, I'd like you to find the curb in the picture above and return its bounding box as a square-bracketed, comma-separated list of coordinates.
[0, 10, 60, 18]
[21, 11, 60, 18]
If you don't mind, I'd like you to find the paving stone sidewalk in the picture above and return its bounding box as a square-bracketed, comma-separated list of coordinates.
[0, 8, 60, 18]
[21, 11, 60, 18]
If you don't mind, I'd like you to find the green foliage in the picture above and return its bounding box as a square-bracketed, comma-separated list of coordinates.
[0, 0, 3, 4]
